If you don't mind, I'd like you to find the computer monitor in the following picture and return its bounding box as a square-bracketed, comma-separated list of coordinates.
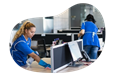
[51, 43, 72, 73]
[32, 33, 72, 45]
[45, 33, 72, 44]
[68, 41, 83, 62]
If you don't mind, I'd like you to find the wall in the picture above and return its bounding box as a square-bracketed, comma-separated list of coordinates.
[28, 17, 44, 33]
[70, 4, 82, 27]
[54, 9, 70, 33]
[70, 4, 93, 27]
[0, 7, 68, 43]
[93, 4, 115, 27]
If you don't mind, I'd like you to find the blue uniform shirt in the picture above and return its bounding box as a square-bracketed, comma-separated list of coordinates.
[10, 35, 34, 66]
[81, 21, 100, 49]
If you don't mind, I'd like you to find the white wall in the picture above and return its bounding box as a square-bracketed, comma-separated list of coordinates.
[28, 17, 44, 33]
[93, 5, 115, 27]
[0, 7, 68, 26]
[54, 9, 70, 33]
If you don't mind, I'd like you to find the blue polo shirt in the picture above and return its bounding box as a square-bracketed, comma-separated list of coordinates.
[81, 21, 100, 49]
[10, 35, 34, 66]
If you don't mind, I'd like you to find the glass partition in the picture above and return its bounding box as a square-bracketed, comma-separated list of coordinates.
[70, 3, 105, 28]
[93, 7, 105, 28]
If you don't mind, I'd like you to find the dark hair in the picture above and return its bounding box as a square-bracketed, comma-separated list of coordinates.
[85, 14, 96, 23]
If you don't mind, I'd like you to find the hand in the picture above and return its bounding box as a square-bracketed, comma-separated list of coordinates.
[45, 67, 51, 70]
[45, 64, 51, 70]
[38, 60, 51, 70]
[78, 33, 80, 37]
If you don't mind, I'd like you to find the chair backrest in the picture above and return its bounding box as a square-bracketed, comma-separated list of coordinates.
[29, 39, 47, 58]
[31, 40, 38, 47]
[31, 40, 38, 50]
[38, 39, 46, 54]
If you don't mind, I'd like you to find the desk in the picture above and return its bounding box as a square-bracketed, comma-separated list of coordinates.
[0, 58, 115, 73]
[46, 47, 102, 58]
[22, 58, 51, 73]
[46, 47, 50, 50]
[46, 47, 104, 51]
[58, 65, 115, 73]
[0, 58, 51, 73]
[57, 59, 115, 73]
[7, 47, 105, 73]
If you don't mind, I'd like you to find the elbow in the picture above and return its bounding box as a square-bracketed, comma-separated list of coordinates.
[82, 33, 84, 35]
[29, 52, 37, 59]
[79, 29, 85, 36]
[80, 32, 84, 35]
[31, 54, 37, 59]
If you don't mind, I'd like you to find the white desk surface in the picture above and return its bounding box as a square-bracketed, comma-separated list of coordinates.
[58, 65, 115, 73]
[22, 58, 51, 73]
[57, 59, 115, 73]
[0, 58, 115, 73]
[6, 49, 109, 73]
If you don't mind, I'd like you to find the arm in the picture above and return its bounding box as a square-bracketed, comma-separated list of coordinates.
[29, 52, 51, 69]
[28, 52, 41, 63]
[78, 29, 85, 37]
[15, 41, 40, 63]
[16, 41, 51, 69]
[78, 22, 85, 38]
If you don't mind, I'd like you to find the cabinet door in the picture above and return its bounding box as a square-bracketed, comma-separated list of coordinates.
[70, 4, 81, 27]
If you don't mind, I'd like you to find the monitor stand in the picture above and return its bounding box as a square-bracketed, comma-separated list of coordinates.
[68, 61, 83, 67]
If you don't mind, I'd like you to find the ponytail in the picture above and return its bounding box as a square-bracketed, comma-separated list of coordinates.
[12, 20, 35, 42]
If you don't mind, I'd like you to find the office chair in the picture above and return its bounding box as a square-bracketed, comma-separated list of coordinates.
[31, 40, 39, 50]
[38, 39, 47, 58]
[31, 39, 50, 58]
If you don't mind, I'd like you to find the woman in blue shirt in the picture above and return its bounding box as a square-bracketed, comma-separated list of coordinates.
[78, 14, 100, 59]
[10, 20, 51, 69]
